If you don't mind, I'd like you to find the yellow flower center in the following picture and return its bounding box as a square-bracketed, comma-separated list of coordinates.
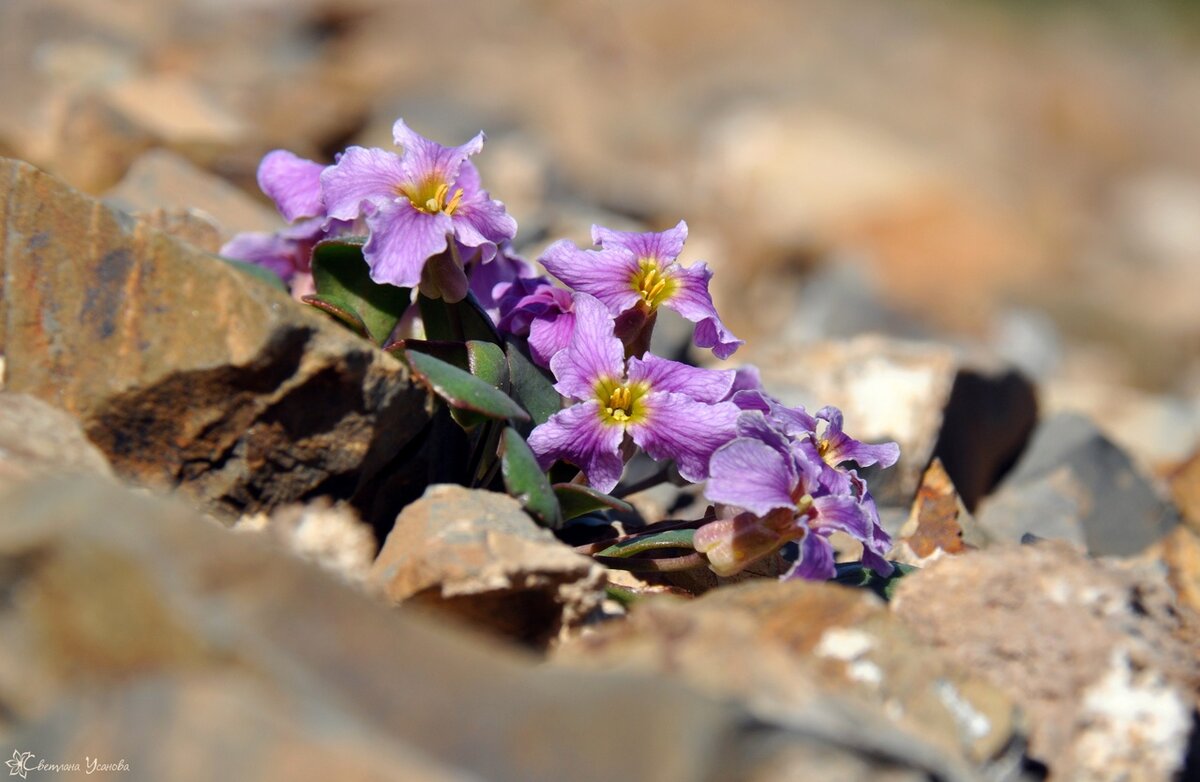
[630, 258, 676, 310]
[398, 179, 464, 216]
[595, 378, 650, 427]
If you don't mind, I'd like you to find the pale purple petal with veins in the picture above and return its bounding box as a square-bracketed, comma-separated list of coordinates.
[628, 394, 739, 484]
[548, 293, 624, 400]
[667, 261, 743, 359]
[361, 203, 452, 288]
[592, 220, 688, 263]
[527, 401, 626, 493]
[393, 118, 483, 187]
[539, 240, 641, 314]
[787, 533, 836, 581]
[448, 162, 517, 258]
[810, 494, 874, 541]
[258, 150, 326, 222]
[321, 146, 405, 221]
[528, 312, 576, 367]
[704, 434, 798, 516]
[626, 353, 734, 403]
[468, 244, 537, 323]
[220, 232, 302, 281]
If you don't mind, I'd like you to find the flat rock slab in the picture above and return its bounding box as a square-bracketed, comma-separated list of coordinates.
[0, 157, 429, 522]
[0, 475, 876, 782]
[555, 580, 1022, 780]
[976, 412, 1179, 555]
[892, 542, 1200, 781]
[370, 484, 605, 647]
[0, 391, 113, 491]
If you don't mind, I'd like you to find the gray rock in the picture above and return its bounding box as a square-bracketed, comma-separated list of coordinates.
[977, 413, 1179, 555]
[0, 392, 113, 492]
[0, 158, 429, 526]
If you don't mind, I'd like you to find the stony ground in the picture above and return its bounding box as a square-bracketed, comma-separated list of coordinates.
[1, 1, 1199, 780]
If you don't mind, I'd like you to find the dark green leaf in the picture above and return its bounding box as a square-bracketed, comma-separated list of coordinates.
[220, 257, 291, 292]
[417, 291, 502, 344]
[401, 339, 468, 370]
[311, 238, 410, 344]
[597, 529, 694, 558]
[507, 343, 561, 429]
[301, 294, 369, 338]
[500, 428, 562, 528]
[406, 349, 529, 422]
[833, 561, 917, 601]
[554, 483, 634, 521]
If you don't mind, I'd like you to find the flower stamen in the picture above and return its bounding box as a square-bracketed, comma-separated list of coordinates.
[631, 259, 675, 310]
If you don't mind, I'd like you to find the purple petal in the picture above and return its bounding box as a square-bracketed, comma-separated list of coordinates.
[816, 406, 900, 468]
[704, 434, 798, 516]
[527, 401, 626, 494]
[666, 261, 743, 359]
[729, 366, 763, 396]
[321, 146, 405, 221]
[628, 394, 739, 484]
[393, 118, 484, 188]
[786, 532, 836, 581]
[694, 507, 799, 578]
[810, 494, 873, 542]
[626, 353, 734, 403]
[258, 150, 326, 222]
[592, 220, 687, 264]
[528, 311, 576, 368]
[548, 293, 625, 400]
[468, 245, 537, 322]
[731, 389, 772, 412]
[220, 232, 302, 281]
[861, 548, 896, 578]
[361, 203, 452, 288]
[539, 240, 642, 314]
[449, 162, 517, 255]
[771, 402, 818, 438]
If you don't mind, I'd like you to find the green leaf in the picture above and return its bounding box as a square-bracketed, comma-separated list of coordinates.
[833, 561, 917, 601]
[401, 339, 468, 370]
[418, 291, 503, 345]
[597, 529, 695, 557]
[406, 349, 530, 422]
[554, 483, 634, 521]
[311, 238, 410, 344]
[500, 428, 562, 528]
[507, 343, 561, 429]
[467, 340, 509, 391]
[221, 257, 290, 292]
[301, 294, 369, 338]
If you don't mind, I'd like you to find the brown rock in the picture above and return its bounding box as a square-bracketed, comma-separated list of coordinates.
[369, 484, 604, 647]
[0, 392, 113, 492]
[0, 474, 879, 782]
[892, 542, 1200, 780]
[890, 458, 988, 566]
[104, 148, 281, 241]
[1170, 449, 1200, 531]
[1160, 525, 1200, 625]
[234, 497, 377, 588]
[0, 158, 428, 524]
[129, 208, 223, 253]
[555, 580, 1021, 777]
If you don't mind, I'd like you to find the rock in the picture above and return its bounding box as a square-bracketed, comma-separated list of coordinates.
[892, 542, 1200, 780]
[554, 580, 1023, 779]
[748, 336, 1036, 509]
[0, 392, 114, 492]
[1169, 449, 1200, 531]
[976, 413, 1179, 555]
[889, 458, 988, 567]
[369, 485, 604, 647]
[126, 207, 224, 253]
[0, 474, 908, 782]
[234, 497, 377, 587]
[104, 148, 282, 240]
[1159, 525, 1200, 625]
[0, 158, 429, 526]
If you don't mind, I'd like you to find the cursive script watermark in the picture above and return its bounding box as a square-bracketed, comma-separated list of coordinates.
[6, 751, 129, 778]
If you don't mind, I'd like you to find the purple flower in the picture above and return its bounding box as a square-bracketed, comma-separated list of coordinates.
[539, 221, 743, 359]
[258, 149, 326, 223]
[320, 119, 517, 289]
[527, 293, 740, 493]
[495, 277, 577, 367]
[468, 242, 539, 324]
[696, 408, 895, 581]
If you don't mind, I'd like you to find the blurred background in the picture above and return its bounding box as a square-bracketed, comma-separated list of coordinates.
[3, 0, 1198, 471]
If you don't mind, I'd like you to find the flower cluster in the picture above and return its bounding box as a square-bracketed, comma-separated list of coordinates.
[224, 118, 899, 582]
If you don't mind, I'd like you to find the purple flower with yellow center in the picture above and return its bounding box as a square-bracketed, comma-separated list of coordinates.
[320, 119, 517, 289]
[695, 410, 895, 581]
[539, 221, 743, 359]
[527, 293, 740, 494]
